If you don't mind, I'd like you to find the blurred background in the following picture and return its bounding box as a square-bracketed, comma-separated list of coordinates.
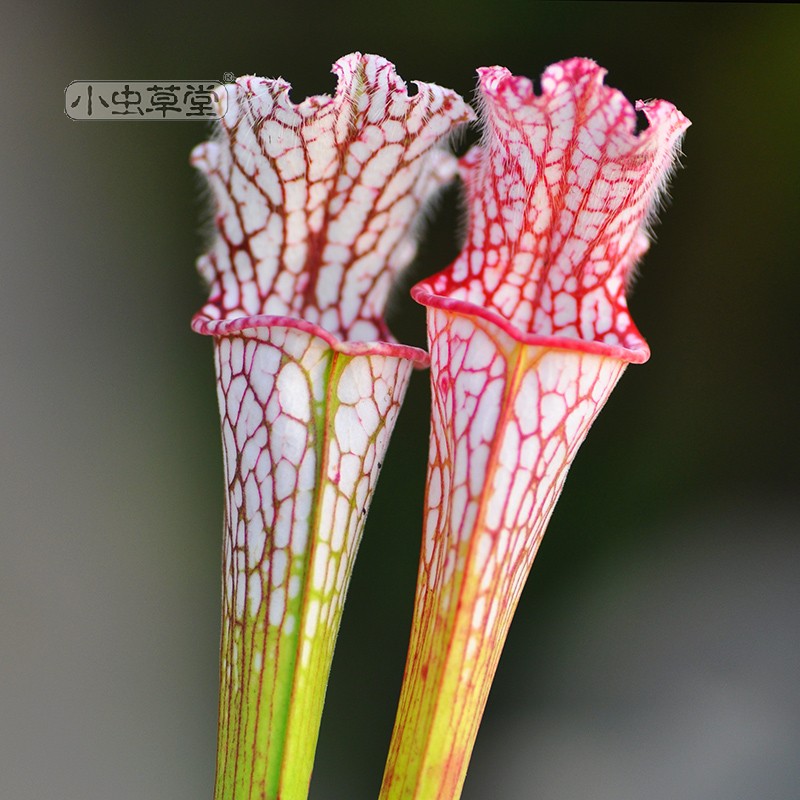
[2, 2, 798, 798]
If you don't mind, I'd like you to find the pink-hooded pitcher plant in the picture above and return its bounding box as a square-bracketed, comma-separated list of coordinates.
[191, 54, 471, 799]
[380, 59, 690, 799]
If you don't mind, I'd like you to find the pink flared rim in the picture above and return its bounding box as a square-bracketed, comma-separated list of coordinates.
[411, 285, 650, 364]
[192, 312, 431, 368]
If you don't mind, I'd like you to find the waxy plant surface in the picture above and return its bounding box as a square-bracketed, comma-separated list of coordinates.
[190, 50, 688, 800]
[193, 54, 471, 345]
[382, 58, 689, 800]
[191, 54, 472, 799]
[417, 59, 689, 359]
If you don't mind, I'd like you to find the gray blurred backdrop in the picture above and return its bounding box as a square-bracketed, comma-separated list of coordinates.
[2, 3, 799, 799]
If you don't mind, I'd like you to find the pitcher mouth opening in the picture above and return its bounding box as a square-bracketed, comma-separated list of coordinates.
[192, 312, 431, 367]
[411, 286, 650, 365]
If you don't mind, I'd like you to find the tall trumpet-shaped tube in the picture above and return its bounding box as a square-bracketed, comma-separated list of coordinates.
[381, 59, 690, 799]
[191, 53, 472, 799]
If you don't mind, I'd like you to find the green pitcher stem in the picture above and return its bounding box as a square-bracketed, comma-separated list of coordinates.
[215, 347, 335, 799]
[380, 557, 515, 799]
[211, 331, 416, 799]
[380, 311, 631, 799]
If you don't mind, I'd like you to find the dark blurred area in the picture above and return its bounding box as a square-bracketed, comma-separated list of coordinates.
[2, 3, 798, 798]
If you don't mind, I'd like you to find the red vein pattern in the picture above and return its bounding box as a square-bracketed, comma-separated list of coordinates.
[419, 58, 689, 361]
[193, 53, 473, 344]
[190, 53, 472, 799]
[382, 59, 690, 800]
[214, 328, 411, 798]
